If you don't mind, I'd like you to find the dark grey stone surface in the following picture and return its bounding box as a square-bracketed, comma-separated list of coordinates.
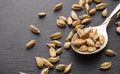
[0, 0, 120, 74]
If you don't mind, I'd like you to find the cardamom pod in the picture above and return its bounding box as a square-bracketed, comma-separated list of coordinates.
[48, 56, 60, 63]
[53, 3, 62, 11]
[100, 62, 112, 70]
[38, 12, 46, 18]
[105, 49, 116, 57]
[102, 8, 107, 17]
[49, 32, 62, 40]
[64, 63, 72, 73]
[26, 39, 35, 49]
[56, 64, 67, 71]
[41, 68, 49, 74]
[35, 57, 44, 68]
[96, 3, 108, 10]
[29, 25, 40, 34]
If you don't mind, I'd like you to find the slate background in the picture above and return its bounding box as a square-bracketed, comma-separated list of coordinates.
[0, 0, 120, 74]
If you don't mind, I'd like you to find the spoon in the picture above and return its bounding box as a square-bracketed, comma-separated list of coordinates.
[71, 3, 120, 55]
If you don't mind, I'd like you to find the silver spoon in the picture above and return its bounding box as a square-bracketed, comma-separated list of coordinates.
[71, 3, 120, 55]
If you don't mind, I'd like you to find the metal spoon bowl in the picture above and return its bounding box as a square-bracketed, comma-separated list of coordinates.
[71, 3, 120, 55]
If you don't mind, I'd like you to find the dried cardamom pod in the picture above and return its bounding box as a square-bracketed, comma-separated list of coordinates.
[81, 18, 91, 25]
[29, 25, 40, 34]
[72, 4, 83, 11]
[56, 48, 62, 55]
[41, 57, 53, 68]
[71, 10, 79, 20]
[116, 21, 120, 27]
[85, 3, 90, 14]
[67, 17, 73, 25]
[88, 46, 96, 52]
[74, 25, 84, 31]
[79, 14, 90, 20]
[51, 40, 62, 47]
[89, 8, 96, 15]
[48, 56, 60, 63]
[99, 34, 105, 45]
[96, 3, 108, 10]
[53, 3, 62, 11]
[100, 62, 112, 70]
[26, 39, 35, 49]
[86, 38, 95, 46]
[105, 49, 116, 57]
[56, 19, 66, 28]
[64, 42, 71, 49]
[116, 11, 120, 19]
[102, 8, 107, 17]
[38, 12, 46, 18]
[94, 0, 101, 3]
[79, 0, 85, 7]
[56, 64, 67, 71]
[49, 47, 56, 57]
[86, 0, 92, 4]
[72, 20, 81, 27]
[79, 45, 88, 52]
[41, 68, 49, 74]
[66, 31, 74, 42]
[19, 72, 27, 74]
[46, 43, 55, 48]
[49, 32, 62, 40]
[72, 39, 86, 47]
[64, 63, 72, 73]
[116, 27, 120, 33]
[35, 57, 44, 68]
[95, 41, 101, 48]
[59, 16, 67, 23]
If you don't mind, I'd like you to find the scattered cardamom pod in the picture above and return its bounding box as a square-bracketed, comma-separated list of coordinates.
[46, 43, 55, 48]
[53, 3, 62, 11]
[35, 57, 44, 68]
[100, 62, 112, 70]
[79, 14, 90, 20]
[72, 4, 83, 11]
[66, 31, 74, 42]
[86, 0, 92, 4]
[41, 57, 53, 68]
[56, 48, 62, 55]
[116, 27, 120, 33]
[19, 72, 27, 74]
[86, 38, 95, 46]
[48, 56, 60, 63]
[85, 3, 90, 14]
[89, 8, 96, 15]
[26, 39, 35, 49]
[56, 64, 67, 71]
[38, 12, 46, 18]
[94, 0, 101, 3]
[81, 18, 91, 25]
[49, 32, 62, 40]
[64, 63, 72, 73]
[56, 19, 66, 28]
[71, 10, 79, 20]
[67, 17, 73, 25]
[64, 42, 71, 49]
[41, 68, 49, 74]
[49, 47, 56, 57]
[59, 16, 67, 23]
[72, 20, 81, 27]
[79, 0, 85, 7]
[74, 25, 84, 31]
[29, 25, 40, 34]
[102, 8, 107, 17]
[96, 3, 108, 10]
[105, 49, 116, 57]
[51, 40, 62, 47]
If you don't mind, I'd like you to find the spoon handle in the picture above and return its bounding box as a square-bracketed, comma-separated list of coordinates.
[102, 3, 120, 27]
[108, 3, 120, 19]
